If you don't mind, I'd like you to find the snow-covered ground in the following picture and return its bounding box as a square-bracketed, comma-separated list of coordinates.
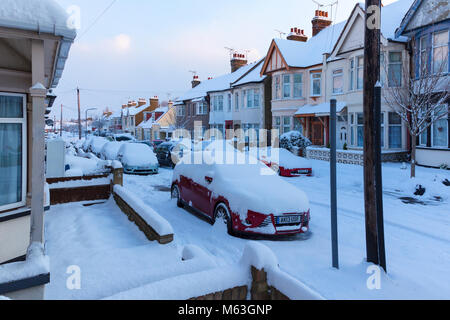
[121, 161, 450, 300]
[44, 157, 450, 299]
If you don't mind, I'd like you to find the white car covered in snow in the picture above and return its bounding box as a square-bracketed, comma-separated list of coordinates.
[117, 143, 159, 175]
[171, 151, 310, 237]
[100, 141, 123, 160]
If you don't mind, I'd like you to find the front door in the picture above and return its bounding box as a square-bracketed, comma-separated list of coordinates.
[311, 119, 324, 146]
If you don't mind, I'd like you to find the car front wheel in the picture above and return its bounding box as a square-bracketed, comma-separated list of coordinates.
[171, 184, 183, 208]
[215, 203, 233, 235]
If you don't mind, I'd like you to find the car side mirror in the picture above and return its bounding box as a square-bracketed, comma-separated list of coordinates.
[205, 176, 213, 184]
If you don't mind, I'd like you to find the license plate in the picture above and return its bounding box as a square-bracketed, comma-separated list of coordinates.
[293, 169, 310, 174]
[276, 215, 302, 225]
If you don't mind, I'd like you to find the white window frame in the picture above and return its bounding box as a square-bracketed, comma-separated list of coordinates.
[388, 51, 403, 88]
[283, 74, 291, 99]
[196, 102, 207, 115]
[349, 58, 355, 91]
[310, 73, 322, 97]
[431, 104, 449, 148]
[235, 92, 239, 111]
[357, 56, 364, 90]
[253, 88, 261, 108]
[293, 73, 303, 98]
[332, 69, 344, 94]
[0, 92, 27, 212]
[419, 35, 428, 77]
[432, 30, 449, 75]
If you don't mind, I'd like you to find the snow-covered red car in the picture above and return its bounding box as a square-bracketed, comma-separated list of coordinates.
[258, 147, 312, 177]
[171, 152, 310, 237]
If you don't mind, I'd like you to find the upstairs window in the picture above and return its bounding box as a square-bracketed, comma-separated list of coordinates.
[357, 56, 364, 90]
[332, 69, 344, 94]
[235, 92, 239, 110]
[432, 30, 449, 74]
[227, 94, 232, 112]
[419, 35, 428, 76]
[196, 102, 207, 115]
[293, 74, 303, 98]
[274, 75, 281, 99]
[283, 75, 291, 98]
[311, 73, 322, 96]
[349, 58, 355, 91]
[388, 52, 402, 87]
[247, 90, 254, 108]
[253, 89, 261, 108]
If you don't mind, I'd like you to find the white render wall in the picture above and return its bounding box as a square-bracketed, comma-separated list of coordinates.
[0, 215, 30, 263]
[416, 148, 450, 168]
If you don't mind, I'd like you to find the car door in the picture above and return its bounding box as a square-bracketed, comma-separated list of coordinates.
[190, 165, 215, 217]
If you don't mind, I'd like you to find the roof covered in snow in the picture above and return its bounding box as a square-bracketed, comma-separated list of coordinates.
[177, 62, 259, 102]
[0, 0, 77, 40]
[273, 21, 346, 69]
[378, 0, 415, 42]
[232, 59, 266, 87]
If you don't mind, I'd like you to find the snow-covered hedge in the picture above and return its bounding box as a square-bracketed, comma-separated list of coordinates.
[280, 131, 312, 154]
[114, 185, 173, 236]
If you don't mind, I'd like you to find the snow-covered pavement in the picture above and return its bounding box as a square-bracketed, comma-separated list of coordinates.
[122, 161, 450, 299]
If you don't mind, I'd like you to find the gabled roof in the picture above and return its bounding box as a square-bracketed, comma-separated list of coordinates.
[261, 21, 346, 74]
[330, 0, 414, 59]
[232, 59, 266, 87]
[395, 0, 449, 37]
[176, 62, 258, 102]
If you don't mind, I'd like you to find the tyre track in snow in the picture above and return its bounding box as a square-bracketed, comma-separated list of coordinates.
[309, 199, 450, 244]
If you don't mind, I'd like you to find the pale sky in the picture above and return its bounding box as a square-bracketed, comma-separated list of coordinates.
[52, 0, 400, 120]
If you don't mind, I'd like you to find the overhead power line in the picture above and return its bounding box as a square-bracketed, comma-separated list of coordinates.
[77, 0, 117, 41]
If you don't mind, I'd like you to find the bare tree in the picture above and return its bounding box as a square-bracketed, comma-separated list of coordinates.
[383, 51, 449, 178]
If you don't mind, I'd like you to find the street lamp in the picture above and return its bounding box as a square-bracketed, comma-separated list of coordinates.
[85, 108, 97, 138]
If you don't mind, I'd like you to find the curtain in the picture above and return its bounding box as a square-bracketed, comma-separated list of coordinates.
[0, 123, 22, 206]
[0, 96, 23, 118]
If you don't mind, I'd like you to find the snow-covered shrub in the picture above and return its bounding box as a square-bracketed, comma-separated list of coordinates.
[280, 131, 311, 155]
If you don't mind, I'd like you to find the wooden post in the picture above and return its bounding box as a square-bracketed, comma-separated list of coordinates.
[364, 0, 381, 264]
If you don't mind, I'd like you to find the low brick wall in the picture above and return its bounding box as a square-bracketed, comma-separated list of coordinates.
[47, 174, 112, 205]
[307, 147, 408, 166]
[113, 192, 173, 245]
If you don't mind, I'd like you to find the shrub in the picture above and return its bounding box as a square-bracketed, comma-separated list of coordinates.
[280, 131, 312, 155]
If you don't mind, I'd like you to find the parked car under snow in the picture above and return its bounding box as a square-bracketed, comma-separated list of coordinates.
[100, 141, 123, 160]
[117, 143, 159, 175]
[171, 151, 311, 237]
[257, 147, 312, 177]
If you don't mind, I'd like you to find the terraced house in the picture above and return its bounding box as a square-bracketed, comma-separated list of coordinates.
[396, 0, 450, 168]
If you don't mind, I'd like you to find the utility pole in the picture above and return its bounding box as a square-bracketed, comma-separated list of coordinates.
[77, 87, 82, 140]
[364, 0, 381, 265]
[60, 104, 63, 137]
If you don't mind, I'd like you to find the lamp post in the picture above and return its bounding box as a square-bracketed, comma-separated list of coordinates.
[85, 108, 97, 138]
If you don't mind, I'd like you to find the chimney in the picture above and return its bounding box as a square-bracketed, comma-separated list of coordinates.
[191, 75, 201, 88]
[230, 53, 248, 73]
[121, 104, 128, 109]
[168, 100, 174, 108]
[128, 100, 137, 107]
[149, 96, 159, 111]
[137, 98, 146, 107]
[287, 27, 308, 42]
[312, 10, 332, 37]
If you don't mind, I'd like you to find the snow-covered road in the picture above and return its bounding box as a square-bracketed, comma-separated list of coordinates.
[123, 161, 450, 299]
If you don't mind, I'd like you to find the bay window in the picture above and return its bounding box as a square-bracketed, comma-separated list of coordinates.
[247, 90, 254, 108]
[0, 93, 27, 212]
[350, 112, 364, 147]
[196, 102, 207, 115]
[235, 92, 239, 110]
[420, 35, 428, 76]
[273, 116, 281, 132]
[227, 94, 232, 112]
